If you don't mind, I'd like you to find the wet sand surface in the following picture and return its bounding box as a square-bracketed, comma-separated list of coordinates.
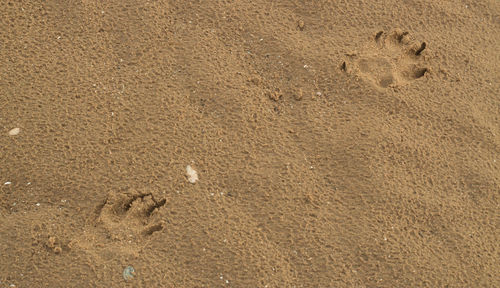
[1, 1, 499, 287]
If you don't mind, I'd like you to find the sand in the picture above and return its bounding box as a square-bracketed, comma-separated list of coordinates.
[1, 1, 499, 287]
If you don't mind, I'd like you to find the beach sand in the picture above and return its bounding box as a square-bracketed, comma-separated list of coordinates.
[1, 1, 499, 287]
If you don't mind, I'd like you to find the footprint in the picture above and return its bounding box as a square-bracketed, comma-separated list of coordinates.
[342, 29, 429, 88]
[96, 189, 166, 240]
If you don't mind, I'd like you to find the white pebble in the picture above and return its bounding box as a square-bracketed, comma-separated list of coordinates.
[186, 165, 198, 183]
[4, 182, 12, 185]
[8, 128, 20, 136]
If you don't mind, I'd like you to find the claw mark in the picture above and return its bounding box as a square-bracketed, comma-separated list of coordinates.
[122, 193, 150, 212]
[415, 42, 426, 56]
[413, 67, 428, 78]
[340, 61, 347, 71]
[397, 31, 409, 42]
[142, 223, 164, 236]
[145, 198, 166, 217]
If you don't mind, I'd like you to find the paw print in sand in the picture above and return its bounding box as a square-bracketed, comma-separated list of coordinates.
[342, 29, 429, 88]
[97, 189, 166, 240]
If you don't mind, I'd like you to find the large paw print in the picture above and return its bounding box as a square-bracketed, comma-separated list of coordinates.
[342, 29, 429, 88]
[96, 189, 166, 240]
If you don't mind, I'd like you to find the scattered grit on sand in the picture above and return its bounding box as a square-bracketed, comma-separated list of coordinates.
[1, 1, 499, 287]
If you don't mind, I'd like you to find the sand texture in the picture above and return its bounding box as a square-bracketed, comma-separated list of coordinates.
[1, 1, 499, 287]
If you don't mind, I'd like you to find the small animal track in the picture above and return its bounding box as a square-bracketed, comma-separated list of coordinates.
[342, 29, 429, 88]
[96, 189, 166, 240]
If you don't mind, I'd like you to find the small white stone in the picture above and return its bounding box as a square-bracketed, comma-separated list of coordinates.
[4, 182, 11, 185]
[8, 128, 20, 136]
[186, 165, 198, 183]
[36, 203, 40, 206]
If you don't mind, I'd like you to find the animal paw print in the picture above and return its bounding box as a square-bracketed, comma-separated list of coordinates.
[97, 189, 166, 240]
[342, 29, 429, 88]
